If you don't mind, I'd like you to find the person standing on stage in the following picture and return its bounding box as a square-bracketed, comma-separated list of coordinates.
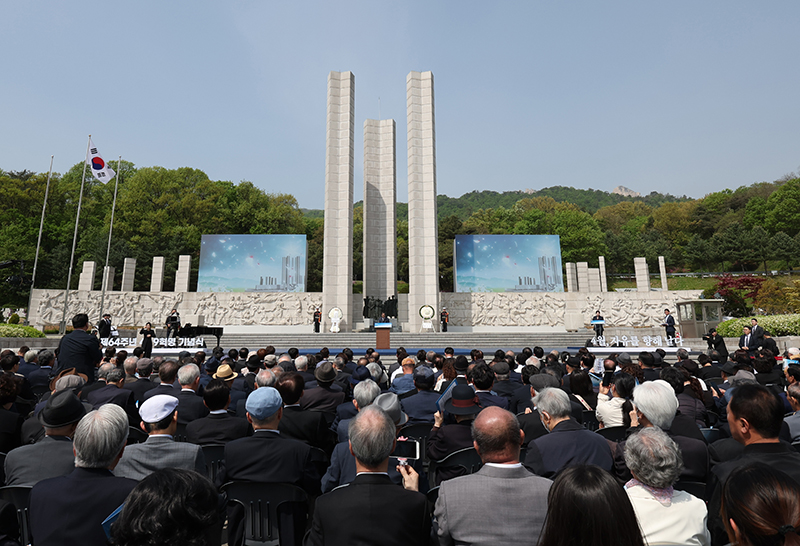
[139, 322, 156, 358]
[440, 307, 449, 333]
[313, 307, 322, 333]
[98, 314, 112, 340]
[662, 309, 676, 346]
[165, 309, 181, 339]
[592, 310, 604, 338]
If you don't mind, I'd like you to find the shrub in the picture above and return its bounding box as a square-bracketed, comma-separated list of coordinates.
[7, 314, 19, 325]
[0, 324, 46, 338]
[717, 314, 800, 337]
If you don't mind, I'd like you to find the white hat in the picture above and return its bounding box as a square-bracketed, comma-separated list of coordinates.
[139, 395, 178, 423]
[788, 347, 800, 357]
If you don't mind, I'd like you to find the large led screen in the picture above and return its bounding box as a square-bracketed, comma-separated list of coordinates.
[198, 234, 307, 292]
[454, 235, 563, 293]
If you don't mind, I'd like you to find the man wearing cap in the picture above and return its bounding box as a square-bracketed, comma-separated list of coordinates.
[213, 360, 247, 411]
[306, 406, 431, 546]
[124, 357, 158, 405]
[114, 395, 206, 480]
[5, 389, 91, 486]
[275, 372, 332, 451]
[490, 361, 517, 400]
[217, 387, 320, 494]
[29, 404, 137, 546]
[400, 366, 439, 424]
[321, 392, 413, 493]
[427, 385, 482, 482]
[299, 362, 346, 413]
[435, 407, 552, 546]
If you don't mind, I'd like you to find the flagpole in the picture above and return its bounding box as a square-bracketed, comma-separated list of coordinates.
[26, 155, 54, 326]
[98, 156, 121, 320]
[60, 136, 91, 334]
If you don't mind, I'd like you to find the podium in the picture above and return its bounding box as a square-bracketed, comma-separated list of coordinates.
[375, 322, 392, 350]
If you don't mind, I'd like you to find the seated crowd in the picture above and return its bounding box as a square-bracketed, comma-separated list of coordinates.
[0, 313, 798, 545]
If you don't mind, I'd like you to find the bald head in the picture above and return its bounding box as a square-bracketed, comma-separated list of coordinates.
[471, 407, 523, 464]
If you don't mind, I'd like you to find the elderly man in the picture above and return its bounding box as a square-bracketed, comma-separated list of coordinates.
[114, 395, 206, 480]
[5, 389, 90, 486]
[400, 366, 439, 423]
[29, 404, 137, 546]
[275, 372, 332, 451]
[435, 407, 552, 546]
[86, 367, 138, 424]
[299, 362, 346, 413]
[28, 349, 55, 391]
[124, 357, 158, 405]
[142, 359, 180, 401]
[305, 406, 431, 546]
[532, 387, 613, 478]
[333, 379, 382, 442]
[390, 357, 417, 395]
[176, 363, 209, 425]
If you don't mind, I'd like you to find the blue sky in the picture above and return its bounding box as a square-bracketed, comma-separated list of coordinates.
[2, 2, 799, 209]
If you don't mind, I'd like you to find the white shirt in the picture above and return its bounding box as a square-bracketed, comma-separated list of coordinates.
[626, 484, 710, 546]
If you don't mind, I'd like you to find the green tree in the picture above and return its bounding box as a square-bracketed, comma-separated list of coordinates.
[764, 178, 800, 236]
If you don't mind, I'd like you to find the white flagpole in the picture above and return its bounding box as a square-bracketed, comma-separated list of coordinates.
[98, 155, 121, 320]
[60, 136, 92, 334]
[27, 155, 54, 325]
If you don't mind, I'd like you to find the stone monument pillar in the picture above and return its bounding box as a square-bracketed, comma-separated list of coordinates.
[634, 257, 651, 292]
[598, 256, 608, 292]
[406, 71, 439, 331]
[175, 255, 191, 292]
[151, 257, 165, 292]
[565, 262, 578, 292]
[576, 262, 589, 293]
[363, 119, 397, 301]
[121, 258, 136, 292]
[78, 261, 97, 291]
[101, 266, 115, 292]
[322, 71, 355, 331]
[658, 256, 668, 291]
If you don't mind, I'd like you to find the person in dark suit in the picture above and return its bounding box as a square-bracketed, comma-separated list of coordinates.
[592, 310, 605, 338]
[299, 362, 346, 413]
[489, 361, 518, 400]
[334, 380, 382, 443]
[435, 407, 552, 546]
[532, 388, 613, 478]
[29, 404, 138, 546]
[27, 349, 55, 392]
[749, 318, 764, 344]
[275, 372, 332, 452]
[739, 326, 759, 354]
[175, 363, 209, 426]
[142, 359, 181, 402]
[124, 357, 158, 405]
[400, 366, 439, 424]
[427, 385, 481, 483]
[186, 380, 252, 445]
[662, 308, 677, 345]
[114, 395, 206, 481]
[18, 350, 38, 378]
[216, 386, 320, 494]
[212, 362, 247, 411]
[703, 328, 729, 361]
[86, 367, 138, 425]
[165, 308, 180, 338]
[97, 313, 112, 339]
[5, 389, 90, 486]
[0, 372, 24, 453]
[55, 313, 103, 383]
[305, 405, 431, 546]
[469, 362, 509, 410]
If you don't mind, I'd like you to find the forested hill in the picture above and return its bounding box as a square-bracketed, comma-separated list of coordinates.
[302, 186, 690, 220]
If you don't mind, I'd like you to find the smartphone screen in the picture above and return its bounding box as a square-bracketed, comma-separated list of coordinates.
[602, 371, 614, 387]
[391, 439, 420, 460]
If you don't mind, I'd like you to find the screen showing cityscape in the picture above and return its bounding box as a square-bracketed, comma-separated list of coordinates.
[454, 235, 563, 293]
[198, 234, 307, 292]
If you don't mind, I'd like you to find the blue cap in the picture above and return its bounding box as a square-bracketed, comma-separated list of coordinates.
[245, 387, 283, 420]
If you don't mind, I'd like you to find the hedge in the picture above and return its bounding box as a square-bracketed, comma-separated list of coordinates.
[0, 325, 46, 338]
[716, 314, 800, 337]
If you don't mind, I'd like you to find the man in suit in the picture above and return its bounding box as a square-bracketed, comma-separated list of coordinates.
[86, 367, 138, 425]
[305, 405, 431, 546]
[18, 349, 38, 378]
[28, 349, 55, 392]
[186, 379, 252, 445]
[469, 362, 509, 410]
[97, 313, 112, 340]
[55, 313, 103, 383]
[294, 355, 316, 385]
[29, 404, 137, 546]
[488, 361, 518, 400]
[435, 406, 552, 546]
[662, 308, 677, 345]
[5, 389, 91, 486]
[176, 363, 209, 426]
[142, 359, 180, 402]
[333, 379, 382, 442]
[212, 361, 246, 411]
[400, 366, 439, 423]
[216, 386, 320, 494]
[532, 388, 613, 478]
[275, 372, 332, 451]
[639, 351, 662, 382]
[114, 395, 206, 480]
[749, 318, 764, 344]
[121, 355, 138, 385]
[299, 362, 345, 413]
[738, 325, 759, 354]
[124, 357, 158, 405]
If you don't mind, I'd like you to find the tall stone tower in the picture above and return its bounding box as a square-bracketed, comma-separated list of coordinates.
[322, 71, 355, 331]
[363, 119, 397, 302]
[406, 71, 439, 331]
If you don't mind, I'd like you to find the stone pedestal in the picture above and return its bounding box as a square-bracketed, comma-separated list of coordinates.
[406, 71, 440, 331]
[101, 266, 115, 292]
[588, 268, 602, 292]
[151, 257, 165, 292]
[658, 256, 668, 291]
[598, 256, 608, 292]
[121, 258, 136, 292]
[78, 261, 97, 291]
[175, 255, 191, 292]
[363, 119, 397, 300]
[565, 262, 578, 292]
[634, 257, 651, 292]
[576, 262, 589, 293]
[322, 71, 355, 332]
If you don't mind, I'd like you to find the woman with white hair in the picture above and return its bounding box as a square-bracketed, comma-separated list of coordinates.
[624, 427, 710, 546]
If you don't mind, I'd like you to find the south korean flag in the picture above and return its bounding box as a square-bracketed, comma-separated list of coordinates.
[87, 137, 116, 184]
